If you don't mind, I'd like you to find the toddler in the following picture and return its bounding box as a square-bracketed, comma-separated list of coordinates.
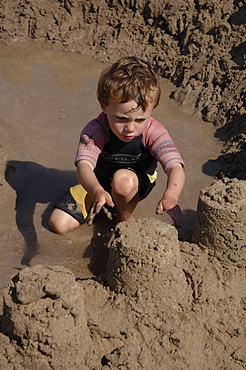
[49, 56, 185, 234]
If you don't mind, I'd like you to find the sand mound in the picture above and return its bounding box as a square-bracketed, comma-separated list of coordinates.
[1, 216, 245, 369]
[193, 177, 246, 267]
[108, 219, 190, 311]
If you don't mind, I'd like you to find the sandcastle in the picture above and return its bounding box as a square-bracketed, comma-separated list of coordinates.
[1, 195, 246, 368]
[2, 218, 192, 368]
[192, 177, 246, 267]
[107, 218, 191, 312]
[2, 266, 90, 362]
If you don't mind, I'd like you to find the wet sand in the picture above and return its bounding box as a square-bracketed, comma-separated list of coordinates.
[0, 40, 222, 309]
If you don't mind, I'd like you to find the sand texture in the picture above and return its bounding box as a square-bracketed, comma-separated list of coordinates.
[1, 219, 245, 369]
[0, 0, 245, 369]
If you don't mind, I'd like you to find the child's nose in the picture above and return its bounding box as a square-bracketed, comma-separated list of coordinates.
[125, 122, 134, 132]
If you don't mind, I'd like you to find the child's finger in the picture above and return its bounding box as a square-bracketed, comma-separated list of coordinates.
[87, 202, 105, 225]
[107, 200, 115, 208]
[87, 214, 95, 226]
[166, 205, 181, 228]
[87, 208, 96, 226]
[87, 204, 99, 225]
[95, 203, 103, 214]
[155, 205, 164, 215]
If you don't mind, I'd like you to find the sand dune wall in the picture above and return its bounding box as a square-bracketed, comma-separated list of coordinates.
[1, 0, 245, 180]
[0, 0, 245, 131]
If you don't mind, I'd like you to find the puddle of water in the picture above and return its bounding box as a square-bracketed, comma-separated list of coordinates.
[0, 40, 222, 306]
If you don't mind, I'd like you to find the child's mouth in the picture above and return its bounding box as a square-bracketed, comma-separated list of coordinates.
[123, 135, 135, 141]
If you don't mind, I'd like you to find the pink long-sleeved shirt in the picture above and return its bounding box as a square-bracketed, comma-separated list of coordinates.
[75, 112, 184, 173]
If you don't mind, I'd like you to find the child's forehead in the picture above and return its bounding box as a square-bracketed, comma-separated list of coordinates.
[111, 100, 139, 111]
[108, 100, 153, 115]
[108, 100, 153, 112]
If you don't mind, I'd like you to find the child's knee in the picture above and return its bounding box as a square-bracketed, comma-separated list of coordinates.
[48, 209, 80, 234]
[112, 169, 139, 196]
[48, 218, 65, 234]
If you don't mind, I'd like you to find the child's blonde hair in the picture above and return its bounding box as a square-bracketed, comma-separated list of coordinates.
[97, 56, 161, 111]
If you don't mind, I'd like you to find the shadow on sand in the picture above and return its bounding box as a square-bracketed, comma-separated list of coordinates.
[5, 160, 77, 266]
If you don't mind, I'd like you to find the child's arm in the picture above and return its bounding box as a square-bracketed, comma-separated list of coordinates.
[156, 163, 185, 227]
[76, 159, 114, 223]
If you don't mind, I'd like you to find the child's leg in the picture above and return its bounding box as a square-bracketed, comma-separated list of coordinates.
[48, 185, 92, 234]
[48, 208, 80, 234]
[111, 169, 140, 222]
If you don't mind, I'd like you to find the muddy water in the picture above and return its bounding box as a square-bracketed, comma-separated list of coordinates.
[0, 40, 222, 309]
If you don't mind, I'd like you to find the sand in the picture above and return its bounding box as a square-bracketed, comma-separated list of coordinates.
[0, 1, 245, 369]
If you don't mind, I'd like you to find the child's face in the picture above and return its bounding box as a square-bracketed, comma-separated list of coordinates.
[101, 100, 154, 142]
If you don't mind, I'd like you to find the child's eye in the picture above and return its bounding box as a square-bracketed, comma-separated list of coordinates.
[136, 118, 146, 122]
[115, 116, 126, 120]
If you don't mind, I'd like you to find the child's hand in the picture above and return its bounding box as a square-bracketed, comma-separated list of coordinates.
[155, 199, 181, 228]
[87, 189, 114, 226]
